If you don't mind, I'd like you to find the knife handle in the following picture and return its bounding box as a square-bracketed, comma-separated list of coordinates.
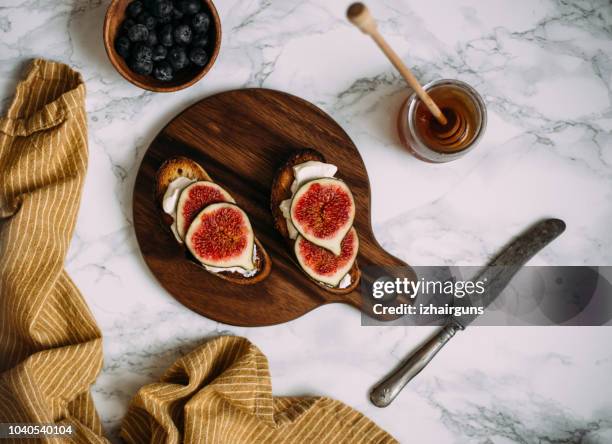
[370, 321, 463, 407]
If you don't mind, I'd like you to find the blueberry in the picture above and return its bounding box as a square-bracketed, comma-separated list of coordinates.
[159, 24, 173, 46]
[171, 7, 184, 20]
[168, 46, 189, 70]
[157, 14, 172, 24]
[136, 12, 157, 30]
[120, 18, 136, 36]
[173, 24, 192, 45]
[191, 32, 208, 48]
[153, 61, 174, 81]
[178, 0, 201, 15]
[132, 43, 153, 63]
[128, 24, 149, 42]
[146, 30, 158, 46]
[152, 0, 172, 17]
[115, 36, 131, 58]
[126, 1, 144, 18]
[143, 0, 159, 11]
[191, 12, 210, 33]
[131, 59, 153, 75]
[188, 47, 208, 67]
[152, 44, 167, 61]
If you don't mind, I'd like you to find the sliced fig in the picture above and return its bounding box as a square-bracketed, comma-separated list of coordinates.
[290, 178, 355, 255]
[185, 203, 255, 270]
[294, 227, 358, 287]
[176, 181, 235, 239]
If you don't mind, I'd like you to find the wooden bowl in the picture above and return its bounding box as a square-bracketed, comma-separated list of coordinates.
[103, 0, 221, 92]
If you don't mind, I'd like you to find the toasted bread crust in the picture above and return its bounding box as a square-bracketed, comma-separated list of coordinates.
[270, 149, 324, 239]
[155, 156, 271, 285]
[270, 148, 361, 294]
[154, 156, 211, 205]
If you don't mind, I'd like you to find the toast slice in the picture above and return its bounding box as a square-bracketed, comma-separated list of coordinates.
[155, 156, 271, 285]
[270, 148, 361, 294]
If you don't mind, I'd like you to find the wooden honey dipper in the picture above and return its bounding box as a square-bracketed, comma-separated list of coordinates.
[347, 3, 468, 147]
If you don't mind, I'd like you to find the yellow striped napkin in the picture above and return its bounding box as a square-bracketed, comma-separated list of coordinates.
[122, 335, 396, 443]
[0, 59, 106, 443]
[0, 59, 396, 444]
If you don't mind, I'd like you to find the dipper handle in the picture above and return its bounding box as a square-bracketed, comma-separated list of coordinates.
[346, 3, 447, 126]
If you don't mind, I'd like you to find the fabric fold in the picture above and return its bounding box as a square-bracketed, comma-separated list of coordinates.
[0, 59, 106, 442]
[0, 59, 83, 137]
[121, 336, 396, 443]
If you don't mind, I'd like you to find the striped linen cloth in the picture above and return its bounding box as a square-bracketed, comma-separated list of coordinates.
[0, 59, 397, 444]
[121, 335, 397, 444]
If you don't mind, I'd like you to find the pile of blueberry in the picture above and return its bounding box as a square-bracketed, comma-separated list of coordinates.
[114, 0, 212, 82]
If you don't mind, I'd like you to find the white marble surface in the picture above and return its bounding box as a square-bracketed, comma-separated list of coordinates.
[2, 0, 612, 442]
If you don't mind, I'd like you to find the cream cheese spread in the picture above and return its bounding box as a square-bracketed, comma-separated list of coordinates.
[338, 273, 352, 289]
[162, 176, 195, 243]
[202, 244, 258, 277]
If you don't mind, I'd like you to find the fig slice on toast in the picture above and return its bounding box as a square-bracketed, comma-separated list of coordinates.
[156, 156, 272, 285]
[185, 203, 255, 270]
[295, 227, 359, 287]
[176, 181, 235, 240]
[290, 177, 355, 255]
[270, 148, 361, 294]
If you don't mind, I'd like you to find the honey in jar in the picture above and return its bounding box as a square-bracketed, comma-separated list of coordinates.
[398, 79, 487, 163]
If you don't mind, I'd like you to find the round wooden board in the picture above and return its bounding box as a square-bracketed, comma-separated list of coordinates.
[133, 88, 412, 326]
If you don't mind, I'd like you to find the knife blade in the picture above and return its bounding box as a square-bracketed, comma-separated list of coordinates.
[369, 218, 566, 407]
[453, 218, 566, 327]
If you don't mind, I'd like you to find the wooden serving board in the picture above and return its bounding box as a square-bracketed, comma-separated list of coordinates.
[133, 88, 413, 326]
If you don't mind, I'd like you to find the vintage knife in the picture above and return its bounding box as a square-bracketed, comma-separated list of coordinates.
[369, 218, 566, 407]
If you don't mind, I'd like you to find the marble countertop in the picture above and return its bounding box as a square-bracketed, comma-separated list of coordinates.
[2, 0, 612, 442]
